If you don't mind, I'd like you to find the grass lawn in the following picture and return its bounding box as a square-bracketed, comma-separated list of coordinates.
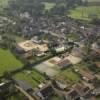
[52, 95, 63, 100]
[14, 70, 45, 88]
[59, 68, 80, 83]
[43, 2, 56, 10]
[66, 33, 80, 41]
[96, 95, 100, 100]
[0, 0, 9, 6]
[75, 61, 89, 70]
[69, 6, 100, 21]
[0, 0, 9, 11]
[0, 48, 23, 75]
[14, 35, 25, 43]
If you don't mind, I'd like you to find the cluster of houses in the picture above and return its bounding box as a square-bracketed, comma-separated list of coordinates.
[1, 13, 100, 40]
[4, 73, 98, 100]
[0, 10, 100, 100]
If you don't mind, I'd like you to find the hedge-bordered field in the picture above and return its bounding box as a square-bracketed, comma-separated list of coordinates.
[0, 48, 23, 75]
[69, 6, 100, 20]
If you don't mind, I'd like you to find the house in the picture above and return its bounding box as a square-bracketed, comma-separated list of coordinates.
[74, 41, 85, 48]
[94, 49, 100, 56]
[66, 83, 90, 100]
[53, 76, 69, 90]
[87, 96, 96, 100]
[54, 46, 66, 53]
[92, 88, 100, 96]
[78, 69, 96, 82]
[23, 51, 33, 58]
[91, 43, 100, 56]
[92, 43, 99, 50]
[73, 83, 90, 97]
[35, 83, 55, 100]
[31, 36, 42, 44]
[20, 12, 30, 19]
[56, 58, 71, 69]
[95, 62, 100, 69]
[34, 50, 46, 57]
[67, 90, 79, 100]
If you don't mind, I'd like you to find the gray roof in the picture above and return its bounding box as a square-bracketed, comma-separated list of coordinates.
[16, 80, 33, 91]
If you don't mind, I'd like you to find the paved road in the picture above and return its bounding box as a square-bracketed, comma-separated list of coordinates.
[15, 85, 35, 100]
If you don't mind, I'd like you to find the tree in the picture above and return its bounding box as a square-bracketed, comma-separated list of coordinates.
[7, 0, 45, 17]
[3, 71, 12, 80]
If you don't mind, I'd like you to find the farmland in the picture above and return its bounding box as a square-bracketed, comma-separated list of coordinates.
[0, 0, 9, 11]
[0, 0, 9, 6]
[69, 6, 100, 20]
[13, 69, 45, 88]
[0, 48, 23, 75]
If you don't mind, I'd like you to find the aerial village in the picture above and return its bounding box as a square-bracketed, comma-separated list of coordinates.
[0, 0, 100, 100]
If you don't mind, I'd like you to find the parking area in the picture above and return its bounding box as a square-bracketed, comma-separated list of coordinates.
[34, 57, 61, 77]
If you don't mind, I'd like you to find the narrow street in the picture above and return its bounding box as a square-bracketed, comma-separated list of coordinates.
[15, 85, 35, 100]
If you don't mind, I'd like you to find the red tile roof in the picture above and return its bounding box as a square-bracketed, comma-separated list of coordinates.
[57, 59, 71, 68]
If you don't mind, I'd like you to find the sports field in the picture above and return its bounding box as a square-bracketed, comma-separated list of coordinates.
[69, 6, 100, 20]
[0, 48, 23, 75]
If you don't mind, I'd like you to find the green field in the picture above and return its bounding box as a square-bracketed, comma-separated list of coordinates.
[14, 70, 45, 88]
[0, 0, 9, 11]
[43, 2, 56, 10]
[83, 0, 100, 2]
[0, 48, 23, 75]
[59, 68, 80, 83]
[0, 0, 9, 7]
[69, 6, 100, 20]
